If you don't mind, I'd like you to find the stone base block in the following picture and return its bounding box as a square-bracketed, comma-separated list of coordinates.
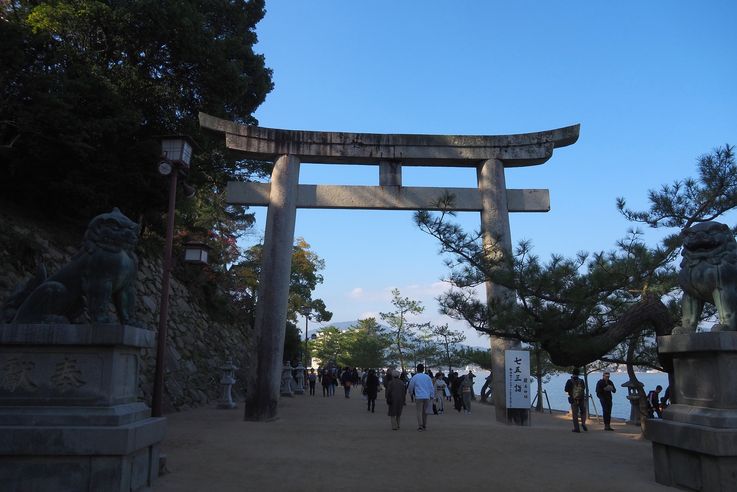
[0, 324, 154, 407]
[0, 401, 151, 427]
[647, 418, 737, 491]
[0, 416, 165, 492]
[0, 324, 164, 491]
[0, 444, 161, 492]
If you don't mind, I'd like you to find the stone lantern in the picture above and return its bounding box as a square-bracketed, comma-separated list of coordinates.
[279, 362, 293, 397]
[217, 359, 238, 409]
[621, 378, 644, 426]
[293, 362, 305, 395]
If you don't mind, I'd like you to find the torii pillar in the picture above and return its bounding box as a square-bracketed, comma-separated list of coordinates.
[478, 158, 526, 424]
[199, 112, 579, 422]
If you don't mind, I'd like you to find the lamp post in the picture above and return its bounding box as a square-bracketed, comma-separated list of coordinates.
[299, 306, 312, 369]
[151, 136, 195, 418]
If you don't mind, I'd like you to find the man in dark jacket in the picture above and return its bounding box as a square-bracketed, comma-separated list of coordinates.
[564, 368, 587, 433]
[595, 371, 616, 431]
[647, 385, 663, 418]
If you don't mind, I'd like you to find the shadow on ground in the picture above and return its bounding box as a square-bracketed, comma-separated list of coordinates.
[155, 392, 669, 492]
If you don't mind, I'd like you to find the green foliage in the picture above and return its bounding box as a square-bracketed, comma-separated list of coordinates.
[341, 318, 392, 369]
[282, 322, 302, 363]
[309, 319, 392, 369]
[405, 327, 441, 369]
[618, 145, 737, 238]
[230, 238, 332, 324]
[454, 347, 492, 371]
[309, 326, 345, 366]
[1, 0, 273, 236]
[415, 146, 736, 370]
[427, 323, 466, 373]
[379, 289, 424, 371]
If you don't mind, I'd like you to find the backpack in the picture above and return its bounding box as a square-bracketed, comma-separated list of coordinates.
[571, 378, 585, 401]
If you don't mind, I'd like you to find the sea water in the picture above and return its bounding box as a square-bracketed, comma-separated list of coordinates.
[469, 370, 669, 421]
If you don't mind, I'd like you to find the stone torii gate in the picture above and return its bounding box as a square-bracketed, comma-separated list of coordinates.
[199, 112, 579, 423]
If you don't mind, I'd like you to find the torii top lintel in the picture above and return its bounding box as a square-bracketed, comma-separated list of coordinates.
[199, 112, 580, 167]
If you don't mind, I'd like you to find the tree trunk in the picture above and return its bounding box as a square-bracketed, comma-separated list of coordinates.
[541, 294, 673, 368]
[535, 348, 543, 412]
[396, 336, 404, 372]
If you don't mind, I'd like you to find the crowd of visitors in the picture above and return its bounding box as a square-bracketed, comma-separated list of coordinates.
[294, 363, 670, 434]
[301, 363, 477, 431]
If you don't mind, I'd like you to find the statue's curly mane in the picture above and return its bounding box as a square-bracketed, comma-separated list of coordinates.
[676, 221, 737, 333]
[3, 208, 140, 325]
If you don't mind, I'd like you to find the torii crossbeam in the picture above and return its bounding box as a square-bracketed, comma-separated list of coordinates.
[200, 112, 580, 423]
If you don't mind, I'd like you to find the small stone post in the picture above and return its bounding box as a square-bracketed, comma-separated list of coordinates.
[279, 362, 294, 397]
[293, 363, 305, 395]
[217, 359, 238, 409]
[622, 379, 643, 426]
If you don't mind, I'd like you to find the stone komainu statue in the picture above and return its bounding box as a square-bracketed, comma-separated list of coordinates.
[2, 208, 140, 324]
[675, 221, 737, 334]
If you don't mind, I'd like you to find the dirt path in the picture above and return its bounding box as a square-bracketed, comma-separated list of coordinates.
[154, 390, 669, 492]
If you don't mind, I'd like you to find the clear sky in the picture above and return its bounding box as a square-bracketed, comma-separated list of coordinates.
[239, 1, 737, 346]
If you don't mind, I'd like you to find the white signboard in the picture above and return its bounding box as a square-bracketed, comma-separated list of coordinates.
[505, 350, 530, 409]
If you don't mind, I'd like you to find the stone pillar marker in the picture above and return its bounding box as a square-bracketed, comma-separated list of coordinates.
[199, 112, 579, 422]
[478, 159, 528, 425]
[245, 154, 300, 421]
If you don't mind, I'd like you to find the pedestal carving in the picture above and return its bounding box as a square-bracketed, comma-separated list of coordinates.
[0, 324, 165, 492]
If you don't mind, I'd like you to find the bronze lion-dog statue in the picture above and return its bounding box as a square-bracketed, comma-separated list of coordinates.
[674, 221, 737, 334]
[3, 208, 139, 325]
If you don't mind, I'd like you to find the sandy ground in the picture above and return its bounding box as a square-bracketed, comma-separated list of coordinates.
[154, 390, 670, 492]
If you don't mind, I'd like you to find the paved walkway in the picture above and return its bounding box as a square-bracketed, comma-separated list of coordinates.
[154, 390, 670, 492]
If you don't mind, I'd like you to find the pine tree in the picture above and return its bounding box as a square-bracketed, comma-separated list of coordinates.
[414, 145, 735, 370]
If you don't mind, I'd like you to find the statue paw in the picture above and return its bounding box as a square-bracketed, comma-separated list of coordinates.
[671, 326, 695, 335]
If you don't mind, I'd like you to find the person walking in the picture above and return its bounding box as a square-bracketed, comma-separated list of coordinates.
[341, 367, 353, 398]
[386, 370, 406, 430]
[322, 370, 334, 397]
[564, 368, 588, 432]
[307, 368, 317, 396]
[365, 369, 380, 413]
[407, 363, 434, 431]
[460, 371, 475, 414]
[450, 372, 463, 412]
[595, 371, 616, 430]
[434, 372, 447, 414]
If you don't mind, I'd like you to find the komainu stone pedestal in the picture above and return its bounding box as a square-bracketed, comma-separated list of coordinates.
[0, 324, 166, 492]
[646, 333, 737, 491]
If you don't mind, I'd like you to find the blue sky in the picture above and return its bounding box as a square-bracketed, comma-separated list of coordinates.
[239, 1, 737, 346]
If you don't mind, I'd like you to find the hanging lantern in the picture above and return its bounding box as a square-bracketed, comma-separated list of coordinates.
[184, 241, 210, 264]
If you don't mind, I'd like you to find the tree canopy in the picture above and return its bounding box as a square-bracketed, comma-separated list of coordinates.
[379, 289, 424, 371]
[415, 145, 736, 371]
[1, 0, 273, 238]
[229, 238, 332, 326]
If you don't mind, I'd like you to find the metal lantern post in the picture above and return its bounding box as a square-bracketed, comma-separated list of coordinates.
[151, 136, 196, 418]
[300, 306, 312, 369]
